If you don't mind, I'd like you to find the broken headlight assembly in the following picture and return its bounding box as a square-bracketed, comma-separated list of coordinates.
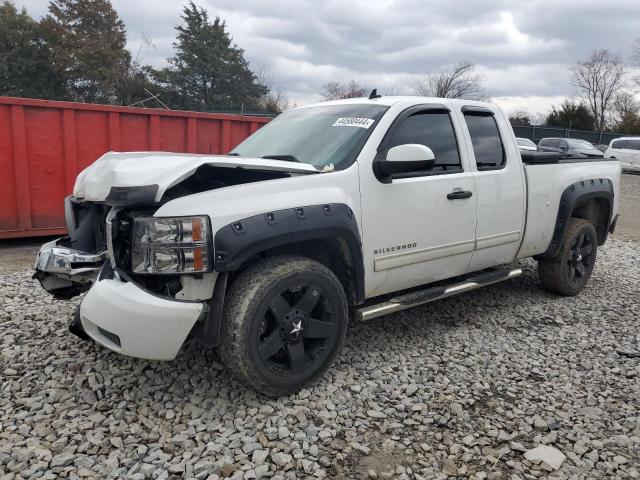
[131, 216, 211, 274]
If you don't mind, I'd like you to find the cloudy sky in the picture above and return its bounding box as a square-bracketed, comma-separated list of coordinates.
[17, 0, 640, 115]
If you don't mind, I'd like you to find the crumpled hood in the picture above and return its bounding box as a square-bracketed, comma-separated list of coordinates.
[73, 151, 319, 202]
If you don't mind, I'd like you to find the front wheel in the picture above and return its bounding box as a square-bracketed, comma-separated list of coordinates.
[538, 218, 598, 296]
[218, 255, 348, 396]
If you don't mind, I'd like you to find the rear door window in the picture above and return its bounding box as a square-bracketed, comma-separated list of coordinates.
[463, 113, 505, 170]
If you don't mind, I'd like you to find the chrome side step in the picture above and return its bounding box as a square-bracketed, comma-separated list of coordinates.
[354, 267, 523, 322]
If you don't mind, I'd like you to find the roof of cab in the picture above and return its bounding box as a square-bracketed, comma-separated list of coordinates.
[300, 95, 500, 111]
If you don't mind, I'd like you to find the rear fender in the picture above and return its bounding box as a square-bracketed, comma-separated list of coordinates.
[537, 178, 614, 259]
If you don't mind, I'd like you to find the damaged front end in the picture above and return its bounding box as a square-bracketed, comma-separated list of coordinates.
[31, 151, 322, 358]
[33, 154, 306, 300]
[33, 198, 111, 299]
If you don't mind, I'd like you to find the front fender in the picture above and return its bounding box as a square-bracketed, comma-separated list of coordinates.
[213, 203, 364, 303]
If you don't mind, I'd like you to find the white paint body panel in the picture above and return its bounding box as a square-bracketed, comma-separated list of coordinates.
[155, 166, 362, 238]
[451, 105, 527, 271]
[80, 277, 203, 360]
[516, 160, 621, 258]
[357, 99, 477, 297]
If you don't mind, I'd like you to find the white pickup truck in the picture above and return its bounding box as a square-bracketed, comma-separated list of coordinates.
[34, 95, 621, 396]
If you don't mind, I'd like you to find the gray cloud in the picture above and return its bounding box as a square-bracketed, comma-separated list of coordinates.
[15, 0, 640, 113]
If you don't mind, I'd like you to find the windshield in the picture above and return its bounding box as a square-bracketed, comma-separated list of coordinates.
[567, 139, 596, 149]
[231, 104, 388, 170]
[517, 138, 536, 147]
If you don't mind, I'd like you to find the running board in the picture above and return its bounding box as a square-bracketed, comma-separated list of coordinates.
[354, 268, 523, 322]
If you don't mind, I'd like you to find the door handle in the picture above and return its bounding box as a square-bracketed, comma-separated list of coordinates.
[447, 190, 473, 200]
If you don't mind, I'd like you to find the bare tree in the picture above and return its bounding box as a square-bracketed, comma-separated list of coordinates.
[381, 83, 408, 96]
[569, 49, 626, 132]
[412, 61, 485, 100]
[322, 80, 367, 100]
[258, 87, 290, 113]
[254, 65, 290, 113]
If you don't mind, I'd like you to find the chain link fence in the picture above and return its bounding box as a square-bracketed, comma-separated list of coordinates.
[512, 125, 624, 146]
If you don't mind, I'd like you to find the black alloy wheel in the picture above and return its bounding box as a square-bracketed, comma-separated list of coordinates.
[218, 255, 348, 396]
[256, 284, 338, 376]
[566, 230, 595, 289]
[538, 217, 598, 296]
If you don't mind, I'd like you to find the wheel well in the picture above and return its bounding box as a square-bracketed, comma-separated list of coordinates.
[229, 238, 361, 306]
[570, 197, 610, 245]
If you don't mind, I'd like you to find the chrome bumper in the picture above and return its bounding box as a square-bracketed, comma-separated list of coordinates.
[33, 238, 107, 299]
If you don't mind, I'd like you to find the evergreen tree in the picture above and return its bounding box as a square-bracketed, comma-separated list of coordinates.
[546, 100, 595, 130]
[0, 1, 65, 99]
[42, 0, 131, 103]
[154, 2, 267, 112]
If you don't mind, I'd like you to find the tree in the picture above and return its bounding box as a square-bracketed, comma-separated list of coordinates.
[254, 66, 289, 113]
[42, 0, 132, 103]
[610, 91, 640, 134]
[154, 2, 267, 112]
[545, 99, 595, 130]
[412, 61, 485, 99]
[257, 87, 289, 113]
[321, 80, 367, 100]
[381, 83, 408, 96]
[509, 110, 531, 126]
[569, 49, 626, 132]
[0, 1, 65, 99]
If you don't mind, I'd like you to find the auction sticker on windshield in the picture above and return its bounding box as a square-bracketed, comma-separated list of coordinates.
[332, 117, 375, 128]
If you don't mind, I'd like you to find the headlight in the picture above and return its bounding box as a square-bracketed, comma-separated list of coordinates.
[131, 216, 211, 274]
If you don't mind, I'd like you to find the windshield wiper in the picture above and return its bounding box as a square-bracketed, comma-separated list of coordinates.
[261, 154, 300, 163]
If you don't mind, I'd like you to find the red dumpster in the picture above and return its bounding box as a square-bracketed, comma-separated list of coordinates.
[0, 97, 271, 239]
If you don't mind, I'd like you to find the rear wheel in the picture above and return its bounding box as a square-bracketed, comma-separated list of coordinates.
[538, 218, 598, 296]
[218, 255, 348, 396]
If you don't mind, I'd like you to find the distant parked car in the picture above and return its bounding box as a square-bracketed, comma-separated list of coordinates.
[604, 137, 640, 173]
[595, 144, 609, 153]
[516, 137, 537, 152]
[538, 138, 604, 158]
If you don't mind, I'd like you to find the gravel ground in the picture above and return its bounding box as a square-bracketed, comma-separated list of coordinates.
[616, 173, 640, 242]
[1, 237, 639, 479]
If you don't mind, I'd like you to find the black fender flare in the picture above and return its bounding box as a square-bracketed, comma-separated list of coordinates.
[539, 178, 614, 259]
[213, 203, 365, 304]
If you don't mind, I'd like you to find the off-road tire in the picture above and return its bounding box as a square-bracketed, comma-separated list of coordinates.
[538, 217, 598, 296]
[218, 255, 348, 397]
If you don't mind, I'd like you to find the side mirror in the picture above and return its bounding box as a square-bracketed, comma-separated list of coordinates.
[560, 145, 568, 152]
[375, 144, 436, 179]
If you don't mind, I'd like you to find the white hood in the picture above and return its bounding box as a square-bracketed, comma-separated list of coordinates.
[72, 151, 319, 202]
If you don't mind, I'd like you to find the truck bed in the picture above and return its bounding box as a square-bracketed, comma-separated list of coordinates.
[516, 157, 621, 258]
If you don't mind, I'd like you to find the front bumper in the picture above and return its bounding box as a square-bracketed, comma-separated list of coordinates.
[33, 238, 107, 298]
[80, 275, 204, 360]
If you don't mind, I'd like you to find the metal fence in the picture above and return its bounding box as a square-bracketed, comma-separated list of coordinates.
[512, 125, 624, 146]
